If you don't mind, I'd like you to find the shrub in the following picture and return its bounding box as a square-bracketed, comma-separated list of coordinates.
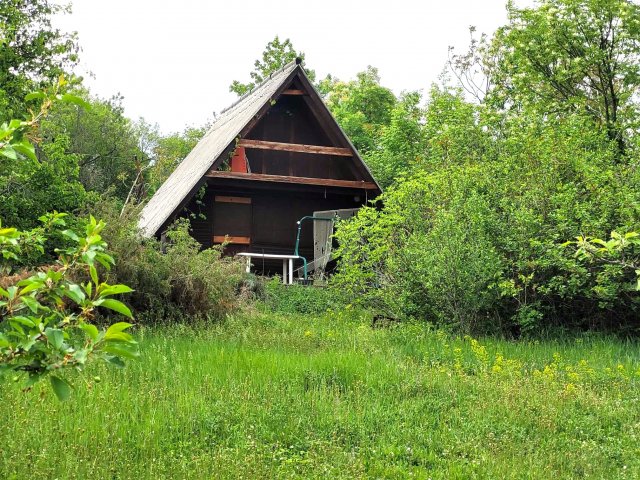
[334, 109, 640, 334]
[97, 204, 245, 322]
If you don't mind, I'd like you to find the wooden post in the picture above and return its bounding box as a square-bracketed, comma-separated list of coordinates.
[246, 257, 251, 273]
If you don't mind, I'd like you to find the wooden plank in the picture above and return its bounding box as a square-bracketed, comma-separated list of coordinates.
[282, 89, 306, 95]
[238, 139, 352, 157]
[214, 195, 251, 204]
[206, 171, 378, 190]
[213, 235, 251, 245]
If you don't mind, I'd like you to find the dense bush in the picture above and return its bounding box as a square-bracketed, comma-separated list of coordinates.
[97, 205, 245, 322]
[333, 0, 640, 334]
[334, 92, 640, 334]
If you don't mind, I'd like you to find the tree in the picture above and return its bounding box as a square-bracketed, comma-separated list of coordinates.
[40, 91, 150, 202]
[147, 124, 208, 194]
[0, 81, 93, 230]
[230, 36, 315, 96]
[319, 66, 397, 155]
[0, 91, 137, 400]
[453, 0, 640, 156]
[0, 0, 79, 121]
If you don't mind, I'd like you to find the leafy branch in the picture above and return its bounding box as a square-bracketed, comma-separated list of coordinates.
[0, 214, 138, 400]
[565, 231, 640, 290]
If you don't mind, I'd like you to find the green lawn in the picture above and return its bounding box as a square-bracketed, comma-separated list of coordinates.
[1, 312, 639, 479]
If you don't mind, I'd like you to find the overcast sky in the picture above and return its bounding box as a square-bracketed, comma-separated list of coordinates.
[54, 0, 529, 134]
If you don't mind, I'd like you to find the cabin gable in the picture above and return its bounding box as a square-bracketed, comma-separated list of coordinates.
[139, 59, 381, 276]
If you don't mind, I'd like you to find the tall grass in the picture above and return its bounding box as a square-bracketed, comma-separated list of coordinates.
[1, 312, 639, 479]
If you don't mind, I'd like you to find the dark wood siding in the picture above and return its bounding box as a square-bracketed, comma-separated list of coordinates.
[244, 95, 358, 180]
[180, 181, 366, 273]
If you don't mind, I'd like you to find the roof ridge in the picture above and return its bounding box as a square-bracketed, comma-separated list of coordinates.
[220, 59, 299, 115]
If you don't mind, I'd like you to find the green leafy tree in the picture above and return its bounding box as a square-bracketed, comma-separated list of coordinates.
[147, 124, 208, 194]
[0, 0, 79, 121]
[454, 0, 640, 156]
[568, 231, 640, 290]
[0, 93, 137, 399]
[40, 91, 151, 201]
[0, 83, 93, 229]
[319, 66, 397, 155]
[230, 36, 315, 96]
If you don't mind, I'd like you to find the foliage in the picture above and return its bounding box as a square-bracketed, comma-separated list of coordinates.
[0, 83, 95, 230]
[332, 0, 640, 334]
[319, 66, 397, 155]
[453, 0, 640, 156]
[95, 203, 245, 322]
[147, 124, 208, 194]
[0, 0, 79, 121]
[0, 313, 638, 477]
[334, 83, 640, 333]
[40, 91, 152, 201]
[0, 213, 138, 400]
[363, 91, 425, 188]
[568, 231, 640, 290]
[230, 36, 315, 96]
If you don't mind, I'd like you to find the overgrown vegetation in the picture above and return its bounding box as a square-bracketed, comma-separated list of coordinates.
[1, 313, 637, 478]
[333, 0, 640, 334]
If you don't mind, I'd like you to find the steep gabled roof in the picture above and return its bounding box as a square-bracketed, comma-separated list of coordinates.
[139, 59, 381, 237]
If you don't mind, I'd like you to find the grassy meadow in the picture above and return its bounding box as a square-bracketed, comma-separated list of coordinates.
[1, 311, 639, 479]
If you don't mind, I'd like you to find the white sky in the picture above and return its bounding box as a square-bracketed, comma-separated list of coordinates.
[54, 0, 527, 134]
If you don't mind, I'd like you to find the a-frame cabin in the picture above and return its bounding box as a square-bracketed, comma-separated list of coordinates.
[139, 58, 381, 278]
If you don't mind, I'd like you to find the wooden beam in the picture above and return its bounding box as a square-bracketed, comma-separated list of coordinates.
[213, 235, 251, 245]
[206, 171, 378, 190]
[282, 89, 306, 95]
[214, 195, 251, 204]
[238, 139, 352, 157]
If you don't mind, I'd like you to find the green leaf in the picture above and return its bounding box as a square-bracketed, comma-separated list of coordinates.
[61, 93, 91, 110]
[25, 91, 46, 101]
[64, 284, 86, 304]
[89, 265, 98, 285]
[19, 280, 44, 296]
[10, 316, 36, 328]
[50, 376, 72, 401]
[20, 295, 41, 314]
[61, 229, 79, 242]
[104, 332, 134, 342]
[44, 328, 64, 350]
[100, 284, 134, 296]
[99, 299, 133, 318]
[103, 343, 139, 360]
[79, 323, 99, 341]
[104, 322, 134, 342]
[1, 145, 18, 161]
[12, 140, 37, 163]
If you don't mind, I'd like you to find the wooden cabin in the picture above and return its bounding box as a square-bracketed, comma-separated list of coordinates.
[139, 58, 381, 280]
